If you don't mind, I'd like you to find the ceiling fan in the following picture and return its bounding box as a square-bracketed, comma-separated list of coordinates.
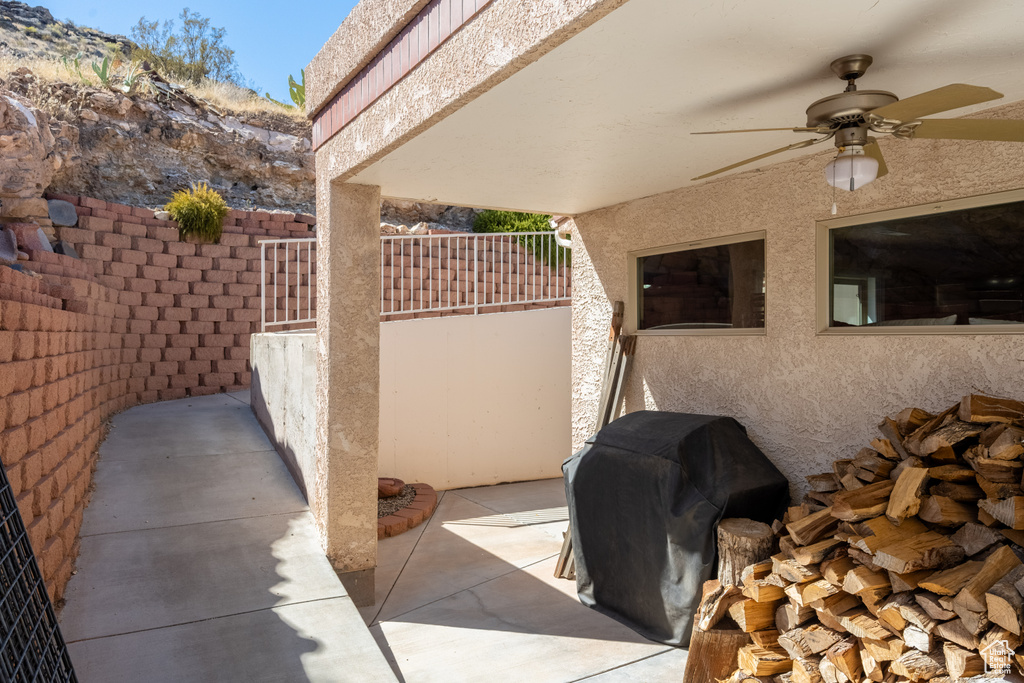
[691, 54, 1024, 190]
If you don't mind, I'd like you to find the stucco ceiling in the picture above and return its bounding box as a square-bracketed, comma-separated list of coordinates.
[350, 0, 1024, 215]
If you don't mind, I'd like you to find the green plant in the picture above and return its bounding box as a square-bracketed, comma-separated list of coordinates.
[263, 92, 293, 110]
[289, 69, 305, 108]
[130, 9, 242, 85]
[92, 56, 112, 87]
[472, 210, 569, 268]
[60, 52, 91, 84]
[165, 182, 229, 243]
[120, 61, 150, 93]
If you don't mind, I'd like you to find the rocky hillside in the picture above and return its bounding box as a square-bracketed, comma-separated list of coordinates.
[0, 1, 480, 229]
[0, 1, 134, 63]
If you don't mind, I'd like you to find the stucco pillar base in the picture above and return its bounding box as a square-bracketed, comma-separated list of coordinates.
[337, 567, 375, 607]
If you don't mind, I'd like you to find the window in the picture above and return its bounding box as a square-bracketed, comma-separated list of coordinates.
[628, 232, 766, 334]
[817, 189, 1024, 333]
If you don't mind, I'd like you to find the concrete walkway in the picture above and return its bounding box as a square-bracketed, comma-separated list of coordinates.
[59, 390, 689, 682]
[59, 391, 396, 683]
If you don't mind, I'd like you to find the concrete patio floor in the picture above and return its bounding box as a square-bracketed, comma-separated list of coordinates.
[58, 390, 689, 682]
[363, 478, 689, 682]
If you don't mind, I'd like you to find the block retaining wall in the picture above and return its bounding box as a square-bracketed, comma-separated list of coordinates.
[0, 194, 315, 604]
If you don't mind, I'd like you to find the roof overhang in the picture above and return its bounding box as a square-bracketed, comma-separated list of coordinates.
[313, 0, 1024, 215]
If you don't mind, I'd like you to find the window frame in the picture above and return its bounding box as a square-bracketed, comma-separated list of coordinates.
[815, 188, 1024, 336]
[626, 230, 767, 336]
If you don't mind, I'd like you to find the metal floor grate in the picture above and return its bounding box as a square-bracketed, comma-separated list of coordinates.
[0, 464, 77, 682]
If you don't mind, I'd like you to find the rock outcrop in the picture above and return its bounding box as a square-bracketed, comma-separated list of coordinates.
[0, 1, 135, 63]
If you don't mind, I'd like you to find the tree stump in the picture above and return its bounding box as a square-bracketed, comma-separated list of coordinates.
[716, 517, 774, 586]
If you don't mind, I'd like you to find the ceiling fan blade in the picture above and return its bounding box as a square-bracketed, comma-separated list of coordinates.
[692, 135, 833, 181]
[692, 127, 820, 135]
[907, 118, 1024, 142]
[864, 138, 888, 179]
[869, 84, 1003, 122]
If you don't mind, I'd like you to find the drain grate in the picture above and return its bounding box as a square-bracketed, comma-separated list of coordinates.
[0, 463, 77, 682]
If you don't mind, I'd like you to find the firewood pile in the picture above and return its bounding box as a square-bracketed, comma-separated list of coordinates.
[690, 393, 1024, 682]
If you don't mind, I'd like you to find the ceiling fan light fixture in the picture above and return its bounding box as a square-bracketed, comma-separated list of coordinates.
[825, 146, 878, 191]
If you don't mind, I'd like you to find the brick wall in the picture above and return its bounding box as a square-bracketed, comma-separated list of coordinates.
[0, 195, 316, 604]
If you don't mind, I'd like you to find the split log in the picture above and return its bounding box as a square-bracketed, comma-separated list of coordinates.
[986, 565, 1024, 635]
[790, 657, 822, 683]
[852, 448, 895, 478]
[777, 625, 842, 660]
[737, 644, 792, 677]
[978, 497, 1024, 529]
[683, 618, 751, 683]
[928, 464, 977, 482]
[837, 609, 890, 640]
[842, 567, 890, 598]
[873, 531, 965, 574]
[729, 598, 784, 632]
[898, 601, 939, 634]
[955, 544, 1022, 612]
[959, 393, 1024, 425]
[903, 624, 933, 653]
[915, 592, 956, 621]
[918, 495, 977, 526]
[751, 630, 781, 648]
[788, 539, 843, 566]
[743, 580, 787, 603]
[927, 480, 984, 502]
[878, 592, 915, 632]
[832, 480, 895, 522]
[933, 617, 979, 650]
[965, 448, 1023, 483]
[976, 474, 1022, 499]
[886, 467, 930, 525]
[786, 508, 839, 546]
[698, 581, 745, 631]
[919, 420, 984, 460]
[980, 624, 1023, 651]
[904, 404, 959, 457]
[950, 522, 1005, 556]
[797, 580, 838, 605]
[988, 425, 1024, 460]
[772, 554, 822, 585]
[776, 601, 816, 633]
[890, 647, 947, 680]
[941, 642, 985, 679]
[821, 555, 857, 587]
[888, 569, 930, 593]
[870, 437, 901, 461]
[896, 407, 934, 436]
[861, 636, 906, 662]
[742, 559, 774, 584]
[823, 638, 861, 681]
[850, 516, 926, 555]
[917, 560, 985, 595]
[878, 417, 911, 460]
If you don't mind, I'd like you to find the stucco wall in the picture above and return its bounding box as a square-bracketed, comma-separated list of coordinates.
[571, 100, 1024, 499]
[252, 307, 571, 495]
[379, 307, 571, 489]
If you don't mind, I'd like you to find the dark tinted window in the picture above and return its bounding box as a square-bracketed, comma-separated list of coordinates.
[638, 238, 765, 330]
[830, 199, 1024, 327]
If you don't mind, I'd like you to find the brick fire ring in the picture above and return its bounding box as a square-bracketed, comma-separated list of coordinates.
[378, 483, 437, 539]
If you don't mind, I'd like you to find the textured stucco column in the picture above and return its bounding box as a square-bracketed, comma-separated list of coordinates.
[314, 181, 381, 605]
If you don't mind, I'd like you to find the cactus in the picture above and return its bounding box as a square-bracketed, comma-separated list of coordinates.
[288, 68, 305, 108]
[91, 56, 112, 87]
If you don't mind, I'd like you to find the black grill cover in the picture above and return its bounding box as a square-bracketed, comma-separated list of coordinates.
[562, 411, 789, 646]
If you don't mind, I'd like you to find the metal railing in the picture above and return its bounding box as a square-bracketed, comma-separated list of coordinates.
[380, 231, 571, 316]
[261, 237, 316, 332]
[260, 231, 572, 331]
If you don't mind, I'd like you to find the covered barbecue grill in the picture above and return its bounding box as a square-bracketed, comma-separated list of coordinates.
[562, 410, 789, 646]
